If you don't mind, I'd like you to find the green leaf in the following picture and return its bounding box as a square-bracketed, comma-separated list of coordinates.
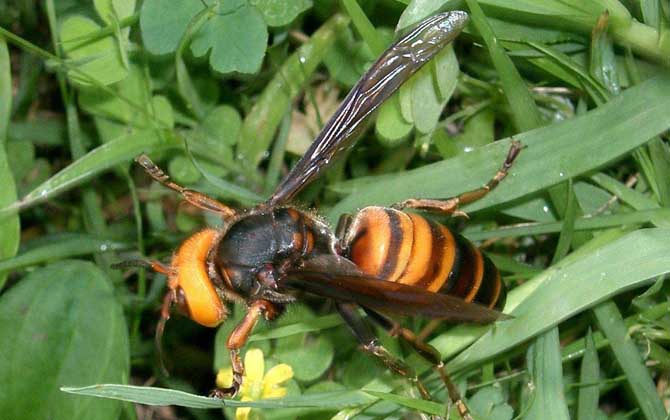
[341, 0, 385, 55]
[190, 0, 268, 74]
[0, 261, 129, 420]
[434, 108, 494, 159]
[465, 209, 670, 242]
[199, 105, 242, 150]
[60, 15, 128, 86]
[0, 40, 19, 289]
[525, 328, 570, 420]
[78, 64, 169, 130]
[94, 0, 136, 24]
[273, 305, 334, 382]
[329, 75, 670, 222]
[323, 27, 370, 87]
[468, 386, 514, 420]
[443, 228, 670, 373]
[140, 0, 203, 55]
[274, 333, 334, 382]
[396, 0, 447, 30]
[375, 93, 413, 146]
[410, 45, 458, 134]
[250, 0, 312, 27]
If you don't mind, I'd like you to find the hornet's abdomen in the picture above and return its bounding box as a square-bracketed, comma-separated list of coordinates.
[344, 207, 505, 310]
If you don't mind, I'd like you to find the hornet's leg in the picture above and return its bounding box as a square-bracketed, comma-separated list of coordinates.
[136, 154, 236, 219]
[210, 300, 280, 398]
[393, 140, 522, 218]
[111, 258, 178, 376]
[363, 308, 474, 420]
[336, 303, 434, 403]
[334, 213, 353, 254]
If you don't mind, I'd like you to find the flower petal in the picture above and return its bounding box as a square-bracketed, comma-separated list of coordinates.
[235, 407, 251, 420]
[244, 348, 265, 382]
[264, 364, 294, 385]
[263, 387, 288, 399]
[216, 367, 233, 388]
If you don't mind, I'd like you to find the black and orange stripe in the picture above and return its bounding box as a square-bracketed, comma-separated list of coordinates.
[345, 206, 505, 310]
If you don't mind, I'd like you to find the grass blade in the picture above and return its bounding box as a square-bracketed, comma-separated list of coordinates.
[0, 38, 20, 289]
[577, 329, 600, 420]
[61, 385, 375, 410]
[593, 301, 667, 420]
[0, 234, 131, 274]
[524, 328, 570, 420]
[465, 0, 542, 132]
[0, 130, 180, 219]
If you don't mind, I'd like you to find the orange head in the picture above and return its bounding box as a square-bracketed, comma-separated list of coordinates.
[164, 228, 228, 327]
[119, 228, 229, 373]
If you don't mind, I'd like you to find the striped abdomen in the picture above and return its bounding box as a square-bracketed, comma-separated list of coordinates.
[343, 206, 505, 310]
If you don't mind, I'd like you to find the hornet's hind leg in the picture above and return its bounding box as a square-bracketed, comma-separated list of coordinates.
[363, 308, 474, 420]
[393, 140, 522, 218]
[336, 303, 439, 419]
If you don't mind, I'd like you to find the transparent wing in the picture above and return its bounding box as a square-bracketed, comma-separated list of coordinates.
[266, 11, 469, 206]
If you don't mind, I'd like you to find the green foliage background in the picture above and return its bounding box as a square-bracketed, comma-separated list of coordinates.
[0, 0, 669, 419]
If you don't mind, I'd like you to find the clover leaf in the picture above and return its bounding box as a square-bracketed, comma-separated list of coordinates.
[140, 0, 203, 55]
[190, 0, 268, 74]
[250, 0, 312, 27]
[141, 0, 268, 75]
[60, 15, 129, 87]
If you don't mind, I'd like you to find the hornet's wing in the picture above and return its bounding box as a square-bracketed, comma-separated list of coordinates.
[266, 12, 469, 206]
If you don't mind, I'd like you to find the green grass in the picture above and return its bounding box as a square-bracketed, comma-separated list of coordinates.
[1, 1, 670, 420]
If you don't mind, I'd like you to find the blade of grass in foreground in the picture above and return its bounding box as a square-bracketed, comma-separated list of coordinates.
[61, 385, 375, 410]
[593, 301, 667, 420]
[328, 75, 670, 222]
[525, 328, 570, 420]
[523, 180, 575, 419]
[576, 329, 600, 420]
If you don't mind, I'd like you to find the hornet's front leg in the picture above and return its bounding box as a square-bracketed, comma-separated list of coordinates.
[136, 154, 237, 219]
[210, 299, 279, 398]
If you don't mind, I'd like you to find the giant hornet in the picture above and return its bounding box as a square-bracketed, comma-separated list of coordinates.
[125, 11, 521, 420]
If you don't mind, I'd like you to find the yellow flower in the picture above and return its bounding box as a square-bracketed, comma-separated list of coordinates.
[216, 348, 294, 420]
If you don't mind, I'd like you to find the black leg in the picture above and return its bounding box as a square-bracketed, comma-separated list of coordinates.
[336, 303, 433, 402]
[363, 308, 474, 420]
